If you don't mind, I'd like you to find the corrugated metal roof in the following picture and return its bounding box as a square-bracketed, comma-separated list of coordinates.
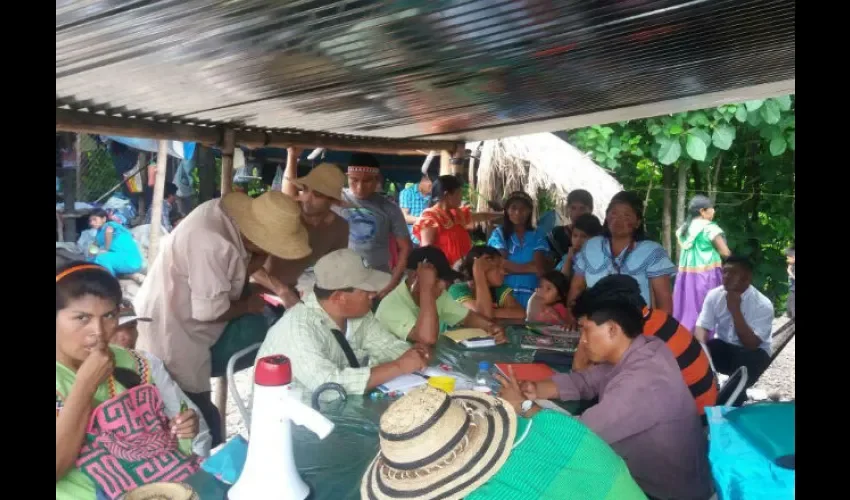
[56, 0, 795, 141]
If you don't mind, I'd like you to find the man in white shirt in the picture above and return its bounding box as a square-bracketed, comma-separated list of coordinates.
[695, 256, 774, 404]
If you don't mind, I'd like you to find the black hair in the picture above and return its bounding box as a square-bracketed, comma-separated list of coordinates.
[567, 189, 594, 211]
[90, 208, 109, 220]
[429, 175, 464, 207]
[460, 245, 502, 280]
[572, 213, 603, 237]
[348, 153, 380, 169]
[503, 191, 535, 244]
[56, 261, 122, 315]
[165, 182, 178, 197]
[602, 191, 646, 241]
[169, 210, 184, 225]
[540, 271, 569, 303]
[724, 255, 754, 273]
[313, 286, 355, 301]
[572, 295, 643, 339]
[678, 195, 713, 239]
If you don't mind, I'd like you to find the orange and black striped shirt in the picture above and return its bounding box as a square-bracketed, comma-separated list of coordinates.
[643, 307, 717, 415]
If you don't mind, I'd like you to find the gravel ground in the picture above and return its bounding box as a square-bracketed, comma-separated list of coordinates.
[215, 317, 796, 439]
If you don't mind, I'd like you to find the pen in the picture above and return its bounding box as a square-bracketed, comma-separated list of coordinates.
[177, 400, 193, 456]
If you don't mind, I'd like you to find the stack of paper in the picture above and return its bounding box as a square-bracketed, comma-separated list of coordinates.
[376, 374, 428, 394]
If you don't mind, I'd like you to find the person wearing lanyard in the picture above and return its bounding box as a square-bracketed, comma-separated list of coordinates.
[487, 191, 551, 308]
[565, 191, 677, 325]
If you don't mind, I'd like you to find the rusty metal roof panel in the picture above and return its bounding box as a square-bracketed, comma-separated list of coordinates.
[56, 0, 795, 140]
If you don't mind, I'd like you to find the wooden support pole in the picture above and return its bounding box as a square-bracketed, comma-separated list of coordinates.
[148, 141, 169, 269]
[220, 129, 236, 196]
[439, 150, 452, 176]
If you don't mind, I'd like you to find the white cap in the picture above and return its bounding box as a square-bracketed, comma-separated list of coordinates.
[314, 249, 392, 292]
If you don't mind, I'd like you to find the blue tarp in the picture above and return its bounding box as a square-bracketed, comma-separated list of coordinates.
[103, 136, 196, 160]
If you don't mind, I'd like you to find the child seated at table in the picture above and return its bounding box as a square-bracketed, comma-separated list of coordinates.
[526, 271, 571, 324]
[556, 213, 602, 280]
[448, 245, 526, 320]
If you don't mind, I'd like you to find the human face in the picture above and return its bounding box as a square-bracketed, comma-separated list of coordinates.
[298, 186, 334, 216]
[700, 207, 716, 221]
[112, 323, 138, 349]
[570, 228, 591, 252]
[485, 257, 506, 287]
[338, 288, 376, 317]
[568, 202, 591, 222]
[89, 215, 107, 230]
[443, 188, 464, 210]
[419, 177, 433, 195]
[722, 263, 751, 293]
[606, 202, 640, 238]
[507, 201, 532, 227]
[536, 278, 562, 306]
[348, 172, 379, 199]
[577, 316, 619, 364]
[56, 295, 119, 368]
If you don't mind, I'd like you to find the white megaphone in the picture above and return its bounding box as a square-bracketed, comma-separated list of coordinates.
[228, 355, 335, 500]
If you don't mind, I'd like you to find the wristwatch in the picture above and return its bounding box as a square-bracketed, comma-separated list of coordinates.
[520, 400, 534, 417]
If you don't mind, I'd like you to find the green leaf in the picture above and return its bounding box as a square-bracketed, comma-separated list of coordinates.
[605, 158, 619, 170]
[608, 147, 622, 158]
[787, 130, 795, 151]
[656, 137, 681, 165]
[775, 95, 792, 112]
[760, 100, 781, 124]
[689, 128, 712, 146]
[769, 136, 787, 156]
[735, 106, 748, 123]
[745, 100, 765, 111]
[685, 133, 708, 161]
[667, 123, 684, 136]
[686, 112, 710, 127]
[760, 125, 780, 140]
[594, 152, 606, 163]
[746, 110, 762, 127]
[648, 124, 662, 136]
[712, 124, 736, 150]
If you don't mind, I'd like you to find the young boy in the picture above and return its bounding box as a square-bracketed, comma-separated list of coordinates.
[547, 189, 594, 263]
[113, 299, 152, 349]
[556, 213, 603, 281]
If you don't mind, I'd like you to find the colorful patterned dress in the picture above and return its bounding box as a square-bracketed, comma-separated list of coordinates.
[413, 205, 473, 267]
[672, 219, 725, 332]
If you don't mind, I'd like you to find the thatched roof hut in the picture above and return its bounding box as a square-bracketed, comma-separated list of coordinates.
[468, 132, 623, 224]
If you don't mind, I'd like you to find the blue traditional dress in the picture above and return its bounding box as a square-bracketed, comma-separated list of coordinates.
[488, 226, 550, 308]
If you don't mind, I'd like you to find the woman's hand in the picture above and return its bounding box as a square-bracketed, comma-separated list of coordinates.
[485, 322, 508, 344]
[494, 366, 525, 412]
[522, 379, 559, 400]
[171, 409, 199, 439]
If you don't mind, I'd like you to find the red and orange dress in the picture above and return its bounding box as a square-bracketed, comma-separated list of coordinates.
[413, 205, 473, 267]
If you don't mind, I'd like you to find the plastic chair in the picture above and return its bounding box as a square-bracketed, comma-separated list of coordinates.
[716, 366, 748, 407]
[226, 342, 263, 436]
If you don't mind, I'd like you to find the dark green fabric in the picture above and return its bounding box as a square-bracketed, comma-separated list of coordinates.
[210, 314, 269, 378]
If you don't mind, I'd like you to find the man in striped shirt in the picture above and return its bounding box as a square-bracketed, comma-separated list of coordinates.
[572, 275, 717, 415]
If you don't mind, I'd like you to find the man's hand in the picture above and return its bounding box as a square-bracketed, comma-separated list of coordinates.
[485, 322, 508, 344]
[411, 343, 433, 363]
[494, 365, 524, 412]
[521, 379, 559, 401]
[279, 286, 302, 309]
[726, 291, 742, 311]
[417, 262, 439, 292]
[395, 348, 428, 373]
[242, 294, 267, 315]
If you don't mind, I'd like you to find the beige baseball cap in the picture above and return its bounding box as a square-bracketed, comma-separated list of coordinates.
[294, 163, 346, 201]
[314, 249, 392, 292]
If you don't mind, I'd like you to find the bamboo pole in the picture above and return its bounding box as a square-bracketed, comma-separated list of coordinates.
[439, 151, 452, 175]
[220, 129, 236, 196]
[148, 141, 169, 268]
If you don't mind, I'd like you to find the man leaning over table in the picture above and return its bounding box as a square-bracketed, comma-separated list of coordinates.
[375, 246, 508, 346]
[256, 249, 430, 397]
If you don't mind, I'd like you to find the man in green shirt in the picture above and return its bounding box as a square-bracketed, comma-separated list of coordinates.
[375, 246, 507, 345]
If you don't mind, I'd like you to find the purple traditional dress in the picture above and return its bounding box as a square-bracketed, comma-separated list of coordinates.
[672, 218, 725, 332]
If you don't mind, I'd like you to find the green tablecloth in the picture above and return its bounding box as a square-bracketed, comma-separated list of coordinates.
[190, 325, 581, 499]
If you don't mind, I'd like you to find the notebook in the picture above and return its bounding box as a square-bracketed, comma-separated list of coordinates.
[520, 334, 580, 353]
[444, 328, 490, 343]
[494, 363, 555, 382]
[376, 373, 428, 394]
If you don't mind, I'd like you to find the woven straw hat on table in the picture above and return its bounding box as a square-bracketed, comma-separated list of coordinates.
[361, 385, 516, 500]
[294, 163, 346, 201]
[123, 482, 198, 500]
[221, 191, 311, 261]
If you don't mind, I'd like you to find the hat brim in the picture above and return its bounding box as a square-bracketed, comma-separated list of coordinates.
[221, 192, 312, 261]
[361, 391, 516, 500]
[294, 176, 343, 201]
[352, 269, 393, 293]
[118, 316, 151, 327]
[124, 482, 198, 500]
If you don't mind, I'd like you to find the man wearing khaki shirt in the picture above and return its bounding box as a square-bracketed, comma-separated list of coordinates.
[257, 249, 429, 397]
[135, 191, 310, 446]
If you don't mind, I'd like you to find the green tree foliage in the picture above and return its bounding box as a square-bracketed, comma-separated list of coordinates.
[567, 96, 795, 308]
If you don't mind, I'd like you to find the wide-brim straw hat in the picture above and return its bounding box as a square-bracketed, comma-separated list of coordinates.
[361, 386, 516, 500]
[294, 163, 346, 201]
[221, 191, 311, 260]
[124, 482, 199, 500]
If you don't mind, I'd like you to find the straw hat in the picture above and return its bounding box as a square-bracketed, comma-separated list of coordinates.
[294, 163, 346, 201]
[124, 482, 198, 500]
[361, 386, 516, 500]
[221, 191, 311, 260]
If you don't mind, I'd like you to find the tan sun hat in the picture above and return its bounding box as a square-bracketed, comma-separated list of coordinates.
[361, 385, 516, 500]
[314, 249, 392, 292]
[124, 482, 198, 500]
[294, 163, 346, 201]
[221, 191, 311, 260]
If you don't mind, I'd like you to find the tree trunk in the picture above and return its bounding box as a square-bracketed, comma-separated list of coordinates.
[662, 165, 673, 255]
[709, 153, 723, 204]
[675, 164, 688, 259]
[690, 163, 702, 192]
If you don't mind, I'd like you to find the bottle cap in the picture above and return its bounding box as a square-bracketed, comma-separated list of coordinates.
[478, 361, 490, 370]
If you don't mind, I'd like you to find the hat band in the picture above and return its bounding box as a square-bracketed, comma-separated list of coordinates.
[348, 166, 380, 175]
[382, 413, 470, 471]
[380, 396, 451, 442]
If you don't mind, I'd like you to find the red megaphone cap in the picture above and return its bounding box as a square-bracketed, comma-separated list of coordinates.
[254, 355, 292, 386]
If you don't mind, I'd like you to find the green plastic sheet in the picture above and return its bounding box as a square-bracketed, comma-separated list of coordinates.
[188, 325, 581, 499]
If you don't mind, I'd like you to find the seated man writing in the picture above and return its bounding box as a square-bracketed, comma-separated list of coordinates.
[695, 255, 775, 405]
[375, 246, 508, 345]
[256, 249, 429, 397]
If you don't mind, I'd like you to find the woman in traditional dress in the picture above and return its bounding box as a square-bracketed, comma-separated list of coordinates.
[56, 262, 210, 500]
[86, 209, 144, 276]
[672, 195, 731, 331]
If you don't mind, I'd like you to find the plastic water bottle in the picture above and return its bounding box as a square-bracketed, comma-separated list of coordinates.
[474, 361, 499, 394]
